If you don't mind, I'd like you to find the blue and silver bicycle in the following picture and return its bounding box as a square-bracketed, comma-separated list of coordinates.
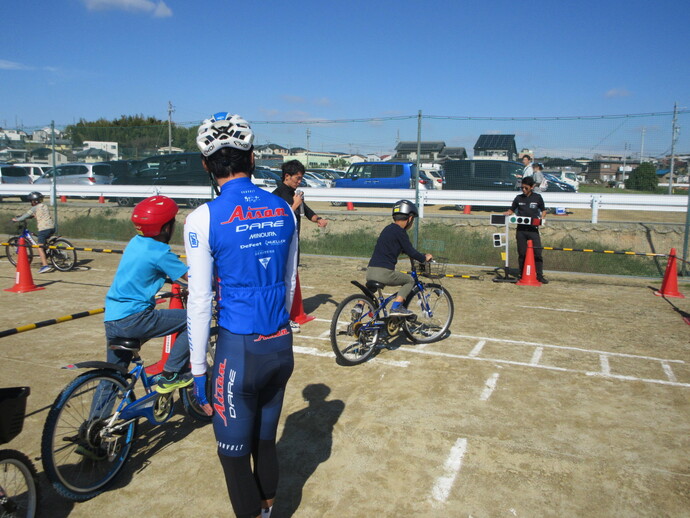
[330, 258, 454, 365]
[40, 287, 216, 501]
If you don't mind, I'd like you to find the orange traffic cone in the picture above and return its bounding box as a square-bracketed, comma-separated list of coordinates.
[516, 240, 542, 287]
[654, 248, 685, 298]
[60, 195, 67, 203]
[290, 273, 315, 325]
[98, 194, 105, 204]
[346, 202, 355, 211]
[463, 205, 472, 214]
[5, 238, 45, 293]
[145, 283, 184, 375]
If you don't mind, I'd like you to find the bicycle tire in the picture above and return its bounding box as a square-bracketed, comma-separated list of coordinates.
[0, 449, 39, 518]
[181, 327, 217, 422]
[49, 238, 77, 271]
[330, 294, 379, 365]
[41, 369, 137, 502]
[6, 236, 34, 267]
[403, 283, 454, 344]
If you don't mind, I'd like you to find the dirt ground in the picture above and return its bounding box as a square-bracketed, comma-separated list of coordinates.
[1, 243, 689, 517]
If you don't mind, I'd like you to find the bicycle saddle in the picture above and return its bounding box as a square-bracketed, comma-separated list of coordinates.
[365, 280, 386, 292]
[108, 338, 142, 352]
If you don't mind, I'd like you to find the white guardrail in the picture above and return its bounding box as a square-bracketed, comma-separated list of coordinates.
[0, 184, 687, 223]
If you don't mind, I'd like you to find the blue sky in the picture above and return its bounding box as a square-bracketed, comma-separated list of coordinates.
[2, 0, 689, 158]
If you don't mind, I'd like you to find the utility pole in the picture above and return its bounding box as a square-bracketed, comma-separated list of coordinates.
[306, 129, 311, 168]
[167, 101, 175, 154]
[640, 127, 646, 163]
[414, 110, 422, 247]
[669, 102, 679, 195]
[621, 142, 628, 184]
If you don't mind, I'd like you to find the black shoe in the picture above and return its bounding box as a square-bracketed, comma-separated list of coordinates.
[538, 277, 549, 284]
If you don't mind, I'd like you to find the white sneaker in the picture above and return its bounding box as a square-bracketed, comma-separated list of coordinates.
[289, 320, 301, 333]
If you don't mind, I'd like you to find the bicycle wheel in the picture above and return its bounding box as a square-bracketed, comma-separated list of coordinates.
[403, 283, 454, 344]
[330, 294, 379, 365]
[41, 369, 137, 501]
[5, 237, 33, 267]
[181, 327, 217, 422]
[0, 449, 39, 518]
[49, 238, 77, 271]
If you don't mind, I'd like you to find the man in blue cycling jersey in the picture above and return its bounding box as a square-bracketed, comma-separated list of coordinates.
[185, 112, 298, 518]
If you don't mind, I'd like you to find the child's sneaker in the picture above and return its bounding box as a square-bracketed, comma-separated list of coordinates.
[38, 265, 53, 274]
[289, 320, 301, 333]
[155, 371, 193, 393]
[389, 306, 414, 317]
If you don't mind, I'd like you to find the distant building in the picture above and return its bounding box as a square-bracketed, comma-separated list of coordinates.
[586, 159, 640, 183]
[473, 135, 518, 161]
[438, 147, 467, 160]
[83, 141, 119, 160]
[255, 144, 289, 157]
[394, 141, 445, 162]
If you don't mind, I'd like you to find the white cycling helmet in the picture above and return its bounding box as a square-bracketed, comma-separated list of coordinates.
[196, 112, 254, 157]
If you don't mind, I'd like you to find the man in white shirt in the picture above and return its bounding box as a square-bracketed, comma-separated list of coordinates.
[521, 155, 534, 178]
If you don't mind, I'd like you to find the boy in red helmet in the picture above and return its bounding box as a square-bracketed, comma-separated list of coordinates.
[103, 195, 192, 392]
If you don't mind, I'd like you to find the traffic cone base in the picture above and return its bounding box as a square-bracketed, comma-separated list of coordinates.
[290, 273, 315, 325]
[346, 202, 355, 211]
[516, 239, 542, 287]
[145, 282, 184, 375]
[5, 237, 44, 293]
[654, 248, 684, 298]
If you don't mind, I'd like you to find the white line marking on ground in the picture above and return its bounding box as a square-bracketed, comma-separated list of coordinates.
[431, 438, 468, 505]
[480, 373, 500, 401]
[661, 362, 677, 383]
[599, 355, 611, 375]
[318, 329, 330, 339]
[292, 345, 409, 368]
[516, 305, 586, 313]
[530, 347, 543, 366]
[450, 333, 685, 363]
[468, 340, 486, 357]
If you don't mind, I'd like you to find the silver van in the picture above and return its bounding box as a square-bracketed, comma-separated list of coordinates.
[0, 164, 33, 201]
[34, 162, 112, 187]
[14, 163, 52, 183]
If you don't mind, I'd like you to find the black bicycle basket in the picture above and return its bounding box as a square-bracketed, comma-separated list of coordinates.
[0, 386, 30, 444]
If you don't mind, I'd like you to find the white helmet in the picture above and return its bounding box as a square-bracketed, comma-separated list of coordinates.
[196, 112, 254, 157]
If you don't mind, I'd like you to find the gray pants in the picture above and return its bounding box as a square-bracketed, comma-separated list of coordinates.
[366, 266, 416, 300]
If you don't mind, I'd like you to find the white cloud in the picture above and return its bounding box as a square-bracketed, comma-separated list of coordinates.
[282, 95, 306, 104]
[605, 88, 631, 98]
[0, 59, 32, 70]
[81, 0, 172, 17]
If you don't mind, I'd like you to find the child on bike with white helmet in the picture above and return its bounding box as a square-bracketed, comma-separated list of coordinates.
[12, 191, 55, 274]
[366, 199, 432, 317]
[103, 195, 192, 393]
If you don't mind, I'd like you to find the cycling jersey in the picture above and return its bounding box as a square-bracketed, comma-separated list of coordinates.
[184, 176, 298, 376]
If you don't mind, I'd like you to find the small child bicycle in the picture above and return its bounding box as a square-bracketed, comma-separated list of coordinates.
[40, 285, 215, 501]
[0, 386, 39, 518]
[330, 258, 454, 365]
[6, 220, 77, 271]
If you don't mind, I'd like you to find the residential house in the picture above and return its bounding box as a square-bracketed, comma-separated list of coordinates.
[83, 141, 119, 161]
[438, 147, 467, 160]
[394, 141, 446, 162]
[586, 159, 640, 183]
[473, 135, 518, 161]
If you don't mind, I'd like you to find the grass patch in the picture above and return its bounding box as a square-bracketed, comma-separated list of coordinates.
[56, 215, 185, 246]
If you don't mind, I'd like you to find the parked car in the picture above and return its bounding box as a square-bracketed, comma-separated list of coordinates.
[542, 173, 576, 192]
[334, 162, 424, 190]
[13, 163, 52, 183]
[424, 168, 445, 189]
[303, 171, 330, 188]
[443, 159, 523, 191]
[252, 168, 278, 189]
[0, 164, 33, 201]
[109, 153, 213, 208]
[546, 170, 579, 191]
[34, 162, 112, 200]
[308, 168, 343, 180]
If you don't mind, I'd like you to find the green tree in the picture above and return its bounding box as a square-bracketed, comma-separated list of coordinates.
[625, 162, 658, 191]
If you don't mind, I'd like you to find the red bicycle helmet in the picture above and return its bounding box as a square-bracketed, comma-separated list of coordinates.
[131, 196, 179, 237]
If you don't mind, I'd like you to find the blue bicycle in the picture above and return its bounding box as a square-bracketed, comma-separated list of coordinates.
[40, 289, 216, 501]
[330, 259, 454, 365]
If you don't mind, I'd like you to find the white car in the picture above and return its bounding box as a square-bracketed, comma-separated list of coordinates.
[303, 172, 329, 188]
[14, 163, 52, 183]
[251, 169, 278, 189]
